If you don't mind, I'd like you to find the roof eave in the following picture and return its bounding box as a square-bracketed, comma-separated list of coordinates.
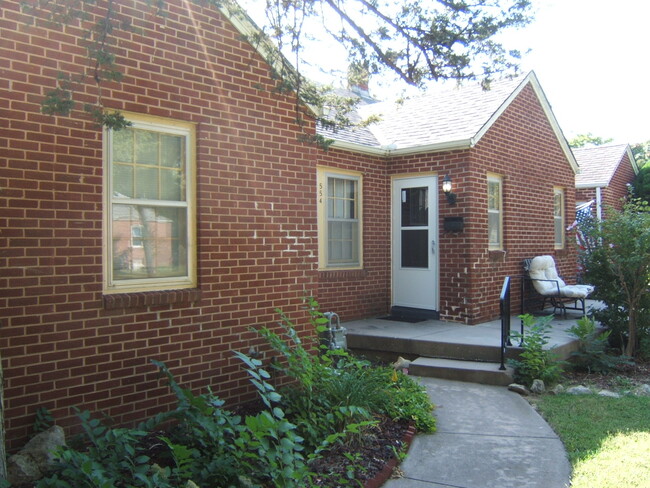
[218, 1, 320, 117]
[625, 145, 641, 174]
[328, 138, 473, 157]
[576, 182, 608, 189]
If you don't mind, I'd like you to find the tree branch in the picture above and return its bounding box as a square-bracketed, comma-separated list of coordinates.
[322, 0, 417, 85]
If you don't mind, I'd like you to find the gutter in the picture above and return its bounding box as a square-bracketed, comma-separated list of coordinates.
[329, 138, 474, 158]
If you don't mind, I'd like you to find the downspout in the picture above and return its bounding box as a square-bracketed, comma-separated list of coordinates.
[596, 187, 602, 221]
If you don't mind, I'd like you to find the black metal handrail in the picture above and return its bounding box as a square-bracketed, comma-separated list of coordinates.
[499, 276, 512, 370]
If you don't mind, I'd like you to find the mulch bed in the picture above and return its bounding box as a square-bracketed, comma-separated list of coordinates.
[310, 416, 414, 487]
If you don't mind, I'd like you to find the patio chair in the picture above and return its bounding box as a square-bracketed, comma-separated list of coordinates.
[522, 255, 594, 317]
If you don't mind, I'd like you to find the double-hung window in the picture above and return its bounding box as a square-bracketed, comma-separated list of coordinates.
[317, 168, 362, 269]
[487, 174, 503, 250]
[104, 115, 196, 293]
[553, 187, 565, 249]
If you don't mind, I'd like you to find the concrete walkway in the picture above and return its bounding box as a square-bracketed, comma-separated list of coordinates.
[383, 378, 571, 488]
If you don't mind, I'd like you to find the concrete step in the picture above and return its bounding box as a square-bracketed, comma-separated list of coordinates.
[347, 334, 523, 363]
[409, 357, 515, 386]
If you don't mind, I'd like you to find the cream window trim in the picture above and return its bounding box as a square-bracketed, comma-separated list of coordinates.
[553, 187, 565, 249]
[487, 173, 503, 250]
[317, 167, 363, 270]
[103, 113, 197, 294]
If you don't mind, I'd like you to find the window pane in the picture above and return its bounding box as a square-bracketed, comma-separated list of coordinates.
[113, 129, 133, 163]
[324, 175, 359, 267]
[112, 204, 187, 280]
[113, 163, 134, 198]
[135, 131, 159, 164]
[401, 187, 428, 227]
[554, 193, 562, 216]
[488, 181, 500, 210]
[161, 169, 183, 201]
[402, 229, 428, 268]
[555, 218, 563, 246]
[160, 134, 183, 168]
[328, 221, 358, 265]
[135, 166, 159, 199]
[488, 212, 501, 246]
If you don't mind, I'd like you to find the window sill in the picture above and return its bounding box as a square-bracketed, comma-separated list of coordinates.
[488, 249, 507, 262]
[318, 269, 368, 282]
[103, 288, 202, 310]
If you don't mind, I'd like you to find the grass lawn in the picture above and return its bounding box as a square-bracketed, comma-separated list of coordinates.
[536, 394, 650, 488]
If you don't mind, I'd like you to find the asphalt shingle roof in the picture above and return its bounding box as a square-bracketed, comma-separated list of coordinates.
[318, 76, 525, 151]
[573, 144, 630, 187]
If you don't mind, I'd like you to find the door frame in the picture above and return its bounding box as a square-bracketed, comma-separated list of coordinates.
[391, 174, 440, 313]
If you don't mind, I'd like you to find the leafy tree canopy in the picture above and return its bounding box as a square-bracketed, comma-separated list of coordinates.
[569, 133, 614, 148]
[22, 0, 534, 140]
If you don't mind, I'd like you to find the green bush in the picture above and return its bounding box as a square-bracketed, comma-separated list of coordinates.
[508, 314, 564, 387]
[257, 298, 436, 449]
[567, 316, 632, 374]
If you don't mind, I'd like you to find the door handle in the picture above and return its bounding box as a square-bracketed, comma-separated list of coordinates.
[431, 239, 435, 255]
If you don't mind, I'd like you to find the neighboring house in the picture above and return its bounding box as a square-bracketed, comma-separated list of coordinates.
[574, 144, 639, 218]
[1, 0, 579, 448]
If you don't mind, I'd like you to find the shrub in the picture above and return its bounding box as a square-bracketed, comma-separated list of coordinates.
[508, 314, 564, 387]
[567, 316, 632, 374]
[582, 198, 650, 356]
[256, 298, 435, 449]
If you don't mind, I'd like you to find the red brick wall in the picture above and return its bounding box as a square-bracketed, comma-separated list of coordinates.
[603, 152, 636, 212]
[315, 150, 391, 320]
[465, 84, 577, 323]
[0, 0, 318, 449]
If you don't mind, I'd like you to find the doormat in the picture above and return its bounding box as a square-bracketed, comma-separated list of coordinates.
[379, 315, 426, 323]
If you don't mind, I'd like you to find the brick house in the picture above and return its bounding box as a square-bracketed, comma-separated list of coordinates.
[316, 72, 579, 325]
[1, 0, 578, 448]
[574, 144, 639, 218]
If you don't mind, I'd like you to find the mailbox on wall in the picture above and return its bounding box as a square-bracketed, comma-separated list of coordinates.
[444, 217, 464, 232]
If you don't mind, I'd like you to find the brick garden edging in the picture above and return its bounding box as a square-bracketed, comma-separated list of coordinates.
[364, 423, 417, 488]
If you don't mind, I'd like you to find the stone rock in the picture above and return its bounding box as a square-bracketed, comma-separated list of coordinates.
[530, 379, 546, 394]
[551, 384, 565, 395]
[508, 383, 529, 396]
[633, 384, 650, 397]
[598, 389, 621, 398]
[7, 425, 66, 485]
[566, 385, 592, 395]
[392, 356, 411, 370]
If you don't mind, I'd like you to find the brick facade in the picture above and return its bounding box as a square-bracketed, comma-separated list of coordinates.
[1, 0, 580, 450]
[1, 0, 318, 449]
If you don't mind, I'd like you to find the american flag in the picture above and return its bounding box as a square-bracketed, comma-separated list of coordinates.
[568, 200, 596, 277]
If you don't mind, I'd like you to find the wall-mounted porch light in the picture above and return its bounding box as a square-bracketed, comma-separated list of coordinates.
[442, 174, 457, 205]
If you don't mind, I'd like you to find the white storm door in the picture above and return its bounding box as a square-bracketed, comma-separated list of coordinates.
[392, 176, 439, 311]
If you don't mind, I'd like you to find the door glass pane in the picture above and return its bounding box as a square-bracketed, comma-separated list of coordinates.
[402, 229, 428, 268]
[401, 187, 428, 227]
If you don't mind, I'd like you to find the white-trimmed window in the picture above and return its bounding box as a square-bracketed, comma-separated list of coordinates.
[487, 174, 503, 250]
[553, 187, 565, 249]
[104, 115, 196, 293]
[317, 168, 362, 269]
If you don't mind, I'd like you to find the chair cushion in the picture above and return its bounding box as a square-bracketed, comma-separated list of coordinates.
[559, 284, 594, 298]
[529, 255, 566, 295]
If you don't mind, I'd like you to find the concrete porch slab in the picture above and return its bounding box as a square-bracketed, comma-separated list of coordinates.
[342, 301, 602, 383]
